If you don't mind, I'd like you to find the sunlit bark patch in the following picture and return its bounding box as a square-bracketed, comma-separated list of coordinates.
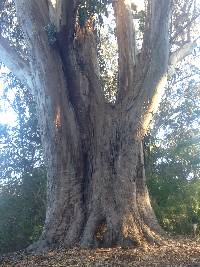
[54, 105, 61, 130]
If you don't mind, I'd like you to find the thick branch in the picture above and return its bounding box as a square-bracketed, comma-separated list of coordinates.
[113, 0, 137, 100]
[139, 41, 197, 137]
[137, 0, 170, 103]
[125, 0, 171, 137]
[139, 41, 197, 138]
[14, 0, 80, 151]
[49, 0, 78, 44]
[0, 35, 32, 89]
[63, 31, 107, 137]
[14, 0, 50, 42]
[54, 2, 106, 116]
[48, 0, 66, 30]
[142, 0, 171, 85]
[169, 41, 197, 66]
[48, 0, 72, 32]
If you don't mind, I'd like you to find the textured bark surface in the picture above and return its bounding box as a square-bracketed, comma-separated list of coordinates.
[2, 0, 174, 251]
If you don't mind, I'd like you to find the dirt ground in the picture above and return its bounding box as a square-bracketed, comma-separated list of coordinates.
[1, 237, 200, 267]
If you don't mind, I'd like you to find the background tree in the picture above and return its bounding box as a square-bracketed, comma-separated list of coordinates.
[146, 54, 200, 235]
[0, 0, 199, 251]
[0, 73, 46, 253]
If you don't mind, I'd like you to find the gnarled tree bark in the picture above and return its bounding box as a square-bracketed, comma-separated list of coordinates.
[0, 0, 196, 251]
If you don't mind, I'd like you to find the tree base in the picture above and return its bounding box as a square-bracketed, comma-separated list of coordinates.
[27, 215, 167, 254]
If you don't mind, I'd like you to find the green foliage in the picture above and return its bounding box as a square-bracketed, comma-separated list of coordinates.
[146, 58, 200, 235]
[77, 0, 110, 28]
[0, 0, 27, 59]
[0, 168, 46, 254]
[138, 10, 146, 33]
[0, 72, 46, 254]
[44, 23, 57, 45]
[0, 74, 43, 180]
[148, 174, 200, 234]
[97, 15, 118, 102]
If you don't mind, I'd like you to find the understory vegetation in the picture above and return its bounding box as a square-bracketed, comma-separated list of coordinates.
[0, 76, 46, 253]
[146, 59, 200, 235]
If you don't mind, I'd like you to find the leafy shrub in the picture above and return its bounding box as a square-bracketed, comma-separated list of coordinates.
[0, 168, 46, 254]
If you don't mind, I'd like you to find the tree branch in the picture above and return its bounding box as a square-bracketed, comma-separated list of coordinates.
[112, 0, 137, 101]
[168, 41, 197, 81]
[53, 1, 106, 110]
[137, 0, 170, 102]
[14, 0, 50, 42]
[169, 41, 197, 66]
[125, 0, 171, 137]
[137, 2, 197, 138]
[126, 0, 170, 108]
[14, 0, 81, 159]
[48, 0, 78, 43]
[48, 0, 68, 30]
[170, 13, 200, 44]
[0, 35, 32, 89]
[142, 0, 171, 78]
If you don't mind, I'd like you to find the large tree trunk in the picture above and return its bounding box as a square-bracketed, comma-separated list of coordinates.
[11, 0, 172, 251]
[40, 112, 165, 249]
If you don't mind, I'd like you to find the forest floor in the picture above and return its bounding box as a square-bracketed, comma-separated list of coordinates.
[1, 237, 200, 267]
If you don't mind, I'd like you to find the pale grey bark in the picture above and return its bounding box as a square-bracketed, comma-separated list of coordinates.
[0, 35, 32, 90]
[113, 0, 137, 99]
